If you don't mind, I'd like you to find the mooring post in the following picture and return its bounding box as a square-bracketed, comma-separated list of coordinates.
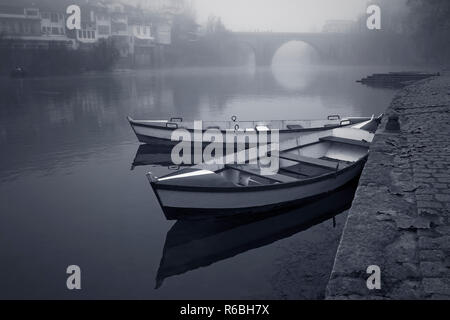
[385, 114, 400, 132]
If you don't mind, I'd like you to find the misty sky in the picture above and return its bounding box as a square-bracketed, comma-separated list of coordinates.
[194, 0, 369, 32]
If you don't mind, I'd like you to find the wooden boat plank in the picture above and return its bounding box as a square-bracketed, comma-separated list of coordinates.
[279, 167, 310, 178]
[157, 169, 238, 188]
[319, 136, 370, 148]
[281, 163, 333, 177]
[265, 173, 300, 183]
[279, 152, 339, 169]
[286, 124, 303, 130]
[226, 164, 299, 183]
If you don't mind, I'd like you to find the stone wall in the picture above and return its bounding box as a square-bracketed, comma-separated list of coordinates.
[326, 72, 450, 299]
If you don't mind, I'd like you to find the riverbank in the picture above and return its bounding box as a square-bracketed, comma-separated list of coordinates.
[326, 71, 450, 299]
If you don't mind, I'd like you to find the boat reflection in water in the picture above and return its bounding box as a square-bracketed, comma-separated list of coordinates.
[154, 179, 359, 289]
[131, 141, 240, 171]
[131, 143, 176, 170]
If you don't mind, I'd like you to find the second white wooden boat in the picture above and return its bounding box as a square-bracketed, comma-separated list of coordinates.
[128, 115, 380, 145]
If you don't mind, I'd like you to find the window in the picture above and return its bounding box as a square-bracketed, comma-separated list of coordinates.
[83, 30, 87, 38]
[52, 27, 59, 35]
[112, 22, 127, 33]
[50, 13, 58, 23]
[78, 30, 82, 38]
[25, 9, 38, 16]
[42, 12, 49, 19]
[98, 25, 110, 35]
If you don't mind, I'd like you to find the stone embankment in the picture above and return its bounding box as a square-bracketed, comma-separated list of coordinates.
[326, 72, 450, 299]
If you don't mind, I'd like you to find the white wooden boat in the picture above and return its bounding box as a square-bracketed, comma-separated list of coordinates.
[155, 181, 358, 288]
[127, 115, 379, 145]
[147, 117, 381, 219]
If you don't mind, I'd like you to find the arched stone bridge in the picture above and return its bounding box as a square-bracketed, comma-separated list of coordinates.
[232, 31, 380, 66]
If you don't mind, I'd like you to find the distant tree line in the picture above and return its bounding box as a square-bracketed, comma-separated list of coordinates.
[165, 12, 250, 67]
[406, 0, 450, 65]
[362, 0, 450, 65]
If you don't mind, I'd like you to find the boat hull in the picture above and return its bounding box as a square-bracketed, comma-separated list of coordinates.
[127, 117, 375, 145]
[151, 157, 366, 219]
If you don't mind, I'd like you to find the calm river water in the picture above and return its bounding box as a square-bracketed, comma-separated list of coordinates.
[0, 65, 401, 299]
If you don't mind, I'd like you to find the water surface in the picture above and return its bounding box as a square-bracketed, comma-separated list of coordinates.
[0, 65, 399, 299]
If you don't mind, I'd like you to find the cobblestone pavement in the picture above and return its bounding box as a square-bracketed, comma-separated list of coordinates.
[326, 72, 450, 299]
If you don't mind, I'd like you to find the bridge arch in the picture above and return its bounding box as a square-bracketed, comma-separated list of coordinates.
[232, 32, 334, 66]
[271, 40, 321, 66]
[235, 38, 323, 67]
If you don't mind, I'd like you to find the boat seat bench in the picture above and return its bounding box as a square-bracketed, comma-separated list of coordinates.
[286, 124, 303, 130]
[280, 163, 331, 177]
[319, 136, 370, 148]
[226, 165, 298, 183]
[279, 152, 339, 170]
